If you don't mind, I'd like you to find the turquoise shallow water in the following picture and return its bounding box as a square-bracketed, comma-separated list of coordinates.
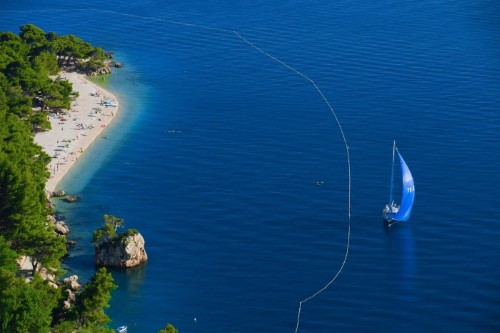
[1, 1, 500, 332]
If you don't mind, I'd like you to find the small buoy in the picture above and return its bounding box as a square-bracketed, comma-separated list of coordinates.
[194, 317, 197, 322]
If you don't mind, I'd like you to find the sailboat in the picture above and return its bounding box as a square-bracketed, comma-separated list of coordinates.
[383, 141, 415, 226]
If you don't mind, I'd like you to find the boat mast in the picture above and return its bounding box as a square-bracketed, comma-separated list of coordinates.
[388, 140, 396, 211]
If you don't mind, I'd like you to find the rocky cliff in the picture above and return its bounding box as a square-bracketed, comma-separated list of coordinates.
[95, 233, 148, 268]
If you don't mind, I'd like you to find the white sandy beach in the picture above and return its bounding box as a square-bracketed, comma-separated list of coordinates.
[35, 71, 119, 193]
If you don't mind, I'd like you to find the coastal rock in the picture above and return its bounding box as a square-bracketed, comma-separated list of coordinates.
[16, 255, 32, 273]
[48, 215, 57, 225]
[87, 65, 112, 76]
[62, 288, 76, 310]
[67, 288, 76, 302]
[39, 267, 58, 288]
[95, 233, 148, 268]
[63, 195, 79, 203]
[52, 190, 66, 197]
[63, 275, 81, 291]
[47, 200, 55, 211]
[55, 221, 70, 235]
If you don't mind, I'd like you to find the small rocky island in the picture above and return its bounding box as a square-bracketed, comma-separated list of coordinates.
[92, 214, 147, 268]
[50, 190, 79, 203]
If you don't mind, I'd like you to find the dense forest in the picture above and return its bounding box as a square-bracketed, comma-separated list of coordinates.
[0, 24, 118, 333]
[0, 24, 178, 333]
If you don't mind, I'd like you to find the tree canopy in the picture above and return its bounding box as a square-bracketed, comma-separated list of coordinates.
[158, 323, 179, 333]
[0, 270, 60, 333]
[75, 267, 117, 328]
[0, 24, 177, 333]
[92, 214, 139, 249]
[0, 23, 109, 132]
[0, 22, 112, 268]
[0, 24, 121, 333]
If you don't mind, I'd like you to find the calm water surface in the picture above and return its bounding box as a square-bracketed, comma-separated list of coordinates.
[1, 1, 499, 332]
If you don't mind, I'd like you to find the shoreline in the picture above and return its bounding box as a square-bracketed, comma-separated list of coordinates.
[35, 71, 119, 194]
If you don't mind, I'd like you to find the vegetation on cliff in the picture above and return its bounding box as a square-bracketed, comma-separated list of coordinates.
[1, 24, 108, 132]
[92, 214, 138, 248]
[0, 24, 115, 333]
[92, 214, 147, 268]
[0, 24, 174, 333]
[52, 268, 117, 333]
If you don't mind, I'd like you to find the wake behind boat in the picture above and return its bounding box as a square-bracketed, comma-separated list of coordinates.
[383, 141, 415, 226]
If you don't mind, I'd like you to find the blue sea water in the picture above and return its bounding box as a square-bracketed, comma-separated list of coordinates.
[1, 1, 500, 332]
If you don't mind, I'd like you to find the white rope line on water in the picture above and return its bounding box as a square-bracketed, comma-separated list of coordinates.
[1, 8, 352, 331]
[233, 30, 351, 333]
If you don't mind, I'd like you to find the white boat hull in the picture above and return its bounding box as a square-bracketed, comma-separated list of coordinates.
[382, 203, 400, 224]
[116, 326, 127, 333]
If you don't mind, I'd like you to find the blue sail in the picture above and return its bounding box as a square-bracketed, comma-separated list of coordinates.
[394, 151, 415, 221]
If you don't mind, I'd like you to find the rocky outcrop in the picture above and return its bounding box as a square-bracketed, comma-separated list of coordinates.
[87, 65, 112, 76]
[95, 233, 148, 268]
[110, 61, 124, 68]
[52, 190, 66, 197]
[17, 256, 57, 287]
[62, 275, 81, 309]
[54, 221, 70, 235]
[63, 195, 79, 203]
[48, 215, 57, 225]
[63, 275, 81, 291]
[39, 266, 58, 289]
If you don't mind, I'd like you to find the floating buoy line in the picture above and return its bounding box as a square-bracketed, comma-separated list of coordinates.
[1, 8, 352, 332]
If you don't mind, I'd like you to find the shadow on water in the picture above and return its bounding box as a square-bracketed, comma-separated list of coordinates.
[107, 263, 148, 330]
[107, 263, 148, 293]
[384, 222, 416, 301]
[383, 222, 418, 332]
